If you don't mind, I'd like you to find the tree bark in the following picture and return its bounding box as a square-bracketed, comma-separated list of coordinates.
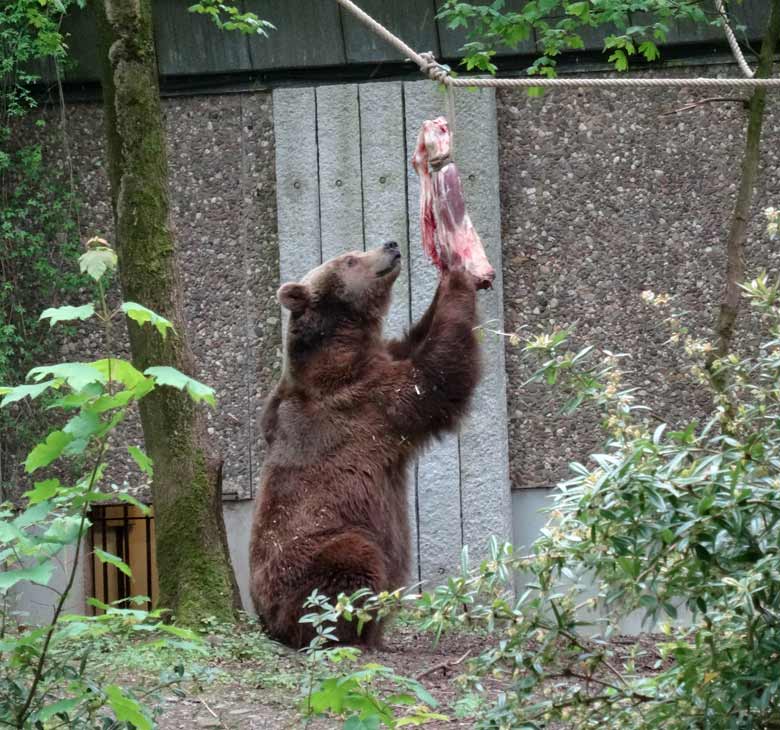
[95, 0, 240, 624]
[714, 0, 780, 358]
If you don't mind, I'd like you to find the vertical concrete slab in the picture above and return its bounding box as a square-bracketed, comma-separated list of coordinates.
[358, 82, 410, 339]
[273, 88, 321, 283]
[9, 540, 89, 624]
[403, 81, 463, 585]
[223, 500, 256, 614]
[316, 85, 365, 260]
[357, 82, 418, 583]
[452, 87, 513, 560]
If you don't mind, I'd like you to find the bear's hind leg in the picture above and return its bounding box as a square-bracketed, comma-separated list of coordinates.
[301, 532, 388, 649]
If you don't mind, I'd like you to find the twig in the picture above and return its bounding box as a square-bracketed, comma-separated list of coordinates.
[414, 649, 472, 680]
[660, 96, 746, 116]
[199, 698, 229, 730]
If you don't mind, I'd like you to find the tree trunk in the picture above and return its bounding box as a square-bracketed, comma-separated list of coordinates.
[714, 0, 780, 358]
[95, 0, 240, 624]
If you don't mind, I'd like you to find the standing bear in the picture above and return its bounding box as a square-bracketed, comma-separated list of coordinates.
[249, 240, 480, 648]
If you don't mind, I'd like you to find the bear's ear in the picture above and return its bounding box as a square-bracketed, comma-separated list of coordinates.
[277, 282, 310, 314]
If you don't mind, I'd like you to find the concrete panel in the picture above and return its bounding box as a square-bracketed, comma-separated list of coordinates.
[403, 81, 462, 585]
[9, 540, 89, 624]
[357, 82, 418, 583]
[511, 488, 554, 552]
[273, 87, 321, 283]
[358, 82, 411, 339]
[223, 500, 255, 614]
[451, 87, 513, 561]
[317, 85, 365, 260]
[512, 489, 693, 634]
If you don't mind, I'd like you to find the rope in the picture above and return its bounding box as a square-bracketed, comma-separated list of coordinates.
[714, 0, 755, 78]
[334, 0, 780, 90]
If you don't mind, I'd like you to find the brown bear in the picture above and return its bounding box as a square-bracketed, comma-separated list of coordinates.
[249, 240, 480, 648]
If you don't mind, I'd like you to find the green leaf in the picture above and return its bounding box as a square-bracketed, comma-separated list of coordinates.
[617, 556, 640, 579]
[0, 561, 55, 591]
[90, 358, 148, 389]
[1, 380, 58, 407]
[25, 431, 74, 473]
[34, 698, 81, 723]
[121, 302, 175, 339]
[13, 500, 52, 528]
[565, 1, 588, 18]
[116, 492, 152, 515]
[79, 247, 117, 281]
[639, 40, 660, 62]
[28, 363, 106, 392]
[94, 548, 133, 577]
[64, 411, 101, 441]
[608, 49, 629, 72]
[24, 479, 61, 504]
[410, 683, 438, 708]
[39, 303, 95, 327]
[128, 446, 154, 477]
[105, 686, 152, 730]
[144, 366, 216, 406]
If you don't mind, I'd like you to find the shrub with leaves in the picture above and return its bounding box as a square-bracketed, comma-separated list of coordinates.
[299, 591, 447, 729]
[0, 240, 213, 729]
[301, 272, 780, 729]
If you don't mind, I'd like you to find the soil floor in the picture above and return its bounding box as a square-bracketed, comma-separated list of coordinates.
[126, 623, 661, 730]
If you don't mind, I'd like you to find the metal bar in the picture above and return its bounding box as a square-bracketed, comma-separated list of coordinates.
[88, 509, 96, 616]
[146, 514, 153, 609]
[101, 507, 108, 608]
[122, 504, 130, 600]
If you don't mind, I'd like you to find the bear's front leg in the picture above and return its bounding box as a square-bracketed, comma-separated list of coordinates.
[386, 282, 442, 360]
[383, 270, 480, 445]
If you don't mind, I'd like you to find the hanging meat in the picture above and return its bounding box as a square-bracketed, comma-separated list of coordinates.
[412, 116, 495, 290]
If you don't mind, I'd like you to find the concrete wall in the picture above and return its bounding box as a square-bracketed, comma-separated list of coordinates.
[8, 56, 780, 624]
[499, 63, 780, 490]
[223, 500, 255, 614]
[9, 541, 90, 625]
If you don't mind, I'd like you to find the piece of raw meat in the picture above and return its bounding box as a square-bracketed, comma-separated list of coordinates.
[412, 116, 495, 290]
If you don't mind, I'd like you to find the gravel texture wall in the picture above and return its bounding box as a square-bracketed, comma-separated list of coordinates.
[13, 60, 780, 502]
[499, 62, 780, 490]
[16, 92, 281, 502]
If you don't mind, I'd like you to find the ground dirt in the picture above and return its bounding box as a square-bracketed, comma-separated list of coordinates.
[113, 621, 662, 730]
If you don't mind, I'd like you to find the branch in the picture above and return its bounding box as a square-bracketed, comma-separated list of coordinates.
[660, 97, 747, 116]
[414, 649, 472, 680]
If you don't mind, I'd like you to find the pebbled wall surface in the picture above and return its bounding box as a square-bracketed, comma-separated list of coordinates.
[10, 58, 780, 503]
[498, 62, 780, 489]
[10, 92, 281, 503]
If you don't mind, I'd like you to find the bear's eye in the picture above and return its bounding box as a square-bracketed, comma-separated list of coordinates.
[345, 256, 357, 268]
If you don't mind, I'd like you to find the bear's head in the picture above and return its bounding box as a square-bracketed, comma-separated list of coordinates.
[278, 241, 402, 363]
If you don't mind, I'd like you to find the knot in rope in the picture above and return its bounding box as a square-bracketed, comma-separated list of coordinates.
[419, 51, 452, 85]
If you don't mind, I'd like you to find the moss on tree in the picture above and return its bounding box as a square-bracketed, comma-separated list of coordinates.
[95, 0, 240, 625]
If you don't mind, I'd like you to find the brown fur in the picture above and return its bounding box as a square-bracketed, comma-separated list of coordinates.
[249, 243, 480, 648]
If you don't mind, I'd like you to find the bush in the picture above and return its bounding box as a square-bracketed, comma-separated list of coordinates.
[303, 272, 780, 730]
[0, 241, 214, 729]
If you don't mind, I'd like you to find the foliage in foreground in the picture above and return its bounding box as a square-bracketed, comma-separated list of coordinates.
[0, 241, 215, 728]
[303, 270, 780, 729]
